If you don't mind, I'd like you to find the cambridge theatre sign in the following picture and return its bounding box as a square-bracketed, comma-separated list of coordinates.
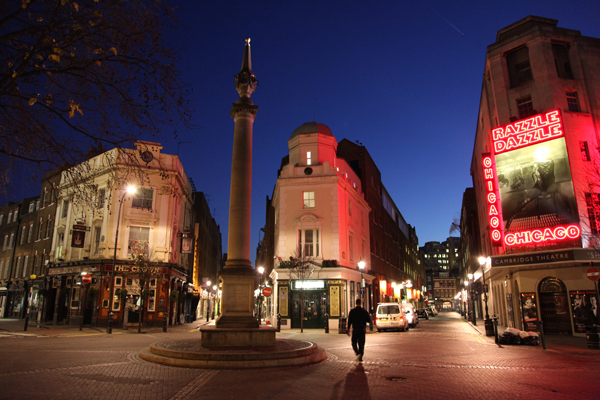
[491, 249, 600, 268]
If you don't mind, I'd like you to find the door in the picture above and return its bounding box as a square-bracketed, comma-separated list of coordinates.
[291, 290, 327, 329]
[539, 277, 571, 335]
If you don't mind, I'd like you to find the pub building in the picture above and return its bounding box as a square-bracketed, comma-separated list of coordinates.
[469, 16, 600, 336]
[45, 141, 194, 328]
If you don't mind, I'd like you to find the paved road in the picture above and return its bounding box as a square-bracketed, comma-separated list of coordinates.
[0, 313, 598, 400]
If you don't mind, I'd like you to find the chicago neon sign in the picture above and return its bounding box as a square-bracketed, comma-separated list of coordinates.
[482, 153, 503, 246]
[492, 110, 563, 154]
[504, 225, 580, 246]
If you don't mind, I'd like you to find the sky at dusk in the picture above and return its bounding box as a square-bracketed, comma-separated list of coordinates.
[5, 1, 600, 265]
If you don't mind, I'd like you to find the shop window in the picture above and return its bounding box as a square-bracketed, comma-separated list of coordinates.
[552, 43, 573, 79]
[70, 287, 80, 309]
[566, 90, 581, 112]
[507, 46, 533, 87]
[303, 191, 315, 208]
[517, 95, 534, 119]
[132, 188, 153, 209]
[148, 289, 156, 312]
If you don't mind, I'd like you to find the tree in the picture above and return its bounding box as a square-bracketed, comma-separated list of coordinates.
[0, 0, 192, 193]
[287, 250, 319, 333]
[129, 241, 159, 333]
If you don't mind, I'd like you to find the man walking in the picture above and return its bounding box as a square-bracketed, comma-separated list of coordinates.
[347, 298, 371, 362]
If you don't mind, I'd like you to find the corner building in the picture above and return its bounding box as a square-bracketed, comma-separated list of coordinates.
[471, 16, 600, 335]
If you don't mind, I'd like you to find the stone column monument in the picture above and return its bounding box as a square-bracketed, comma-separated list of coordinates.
[200, 39, 276, 347]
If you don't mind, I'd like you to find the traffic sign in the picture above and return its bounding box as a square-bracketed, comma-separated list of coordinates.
[587, 267, 600, 282]
[81, 274, 92, 285]
[262, 287, 272, 297]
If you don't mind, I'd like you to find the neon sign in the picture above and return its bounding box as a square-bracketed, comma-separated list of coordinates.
[482, 153, 503, 246]
[492, 110, 563, 154]
[504, 225, 580, 246]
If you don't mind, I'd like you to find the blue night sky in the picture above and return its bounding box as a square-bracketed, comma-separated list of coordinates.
[6, 1, 600, 264]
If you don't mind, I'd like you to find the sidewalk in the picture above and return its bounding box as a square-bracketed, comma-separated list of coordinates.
[0, 317, 212, 337]
[462, 314, 589, 350]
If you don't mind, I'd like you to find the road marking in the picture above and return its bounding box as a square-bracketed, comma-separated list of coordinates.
[169, 370, 220, 400]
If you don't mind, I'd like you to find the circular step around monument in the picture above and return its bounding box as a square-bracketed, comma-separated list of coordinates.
[139, 339, 327, 369]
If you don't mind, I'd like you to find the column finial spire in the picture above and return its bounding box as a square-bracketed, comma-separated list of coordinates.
[235, 38, 257, 98]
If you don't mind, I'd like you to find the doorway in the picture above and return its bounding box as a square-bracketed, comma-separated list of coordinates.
[291, 290, 327, 329]
[538, 277, 571, 335]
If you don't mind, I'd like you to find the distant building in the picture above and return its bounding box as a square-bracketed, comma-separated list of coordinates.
[420, 237, 459, 309]
[471, 16, 600, 334]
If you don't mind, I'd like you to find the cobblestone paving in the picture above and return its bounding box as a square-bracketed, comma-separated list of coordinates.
[0, 313, 598, 400]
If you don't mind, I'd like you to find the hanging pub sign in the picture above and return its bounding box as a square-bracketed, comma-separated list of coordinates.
[485, 109, 580, 249]
[71, 230, 85, 248]
[181, 236, 193, 254]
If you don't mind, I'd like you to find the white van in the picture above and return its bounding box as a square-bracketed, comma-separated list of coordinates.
[403, 303, 419, 328]
[375, 303, 409, 332]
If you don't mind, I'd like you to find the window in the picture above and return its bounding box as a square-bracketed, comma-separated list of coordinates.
[43, 191, 49, 207]
[348, 200, 352, 216]
[13, 210, 17, 221]
[97, 188, 106, 209]
[507, 46, 533, 87]
[56, 233, 65, 259]
[27, 224, 33, 243]
[9, 233, 15, 249]
[61, 200, 69, 219]
[586, 193, 600, 235]
[70, 287, 80, 309]
[517, 95, 534, 119]
[306, 151, 312, 166]
[298, 229, 320, 257]
[14, 257, 21, 278]
[28, 202, 35, 213]
[128, 227, 150, 254]
[0, 260, 3, 279]
[20, 225, 27, 245]
[0, 215, 3, 225]
[2, 235, 7, 250]
[348, 233, 354, 262]
[4, 260, 10, 279]
[45, 218, 53, 239]
[132, 189, 153, 209]
[580, 141, 591, 162]
[303, 191, 315, 208]
[37, 218, 44, 240]
[148, 289, 156, 312]
[566, 90, 580, 112]
[7, 212, 12, 224]
[32, 256, 38, 276]
[36, 199, 40, 210]
[22, 256, 28, 277]
[93, 226, 101, 255]
[552, 43, 573, 79]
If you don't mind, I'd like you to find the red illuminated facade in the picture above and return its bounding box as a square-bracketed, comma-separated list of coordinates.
[468, 16, 600, 336]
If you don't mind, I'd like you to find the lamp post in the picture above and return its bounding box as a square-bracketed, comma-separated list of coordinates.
[257, 266, 264, 324]
[468, 273, 476, 325]
[107, 186, 136, 334]
[358, 259, 365, 307]
[479, 256, 494, 336]
[463, 281, 469, 320]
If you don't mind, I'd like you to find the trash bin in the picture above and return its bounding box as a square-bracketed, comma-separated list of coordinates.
[338, 317, 347, 334]
[586, 325, 600, 349]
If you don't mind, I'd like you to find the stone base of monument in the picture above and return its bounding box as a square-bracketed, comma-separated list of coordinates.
[199, 325, 276, 347]
[139, 338, 327, 369]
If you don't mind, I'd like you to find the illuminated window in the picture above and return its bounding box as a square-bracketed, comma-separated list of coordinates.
[128, 227, 149, 254]
[580, 141, 591, 162]
[132, 189, 153, 209]
[517, 95, 534, 119]
[507, 46, 533, 87]
[97, 188, 106, 209]
[307, 151, 312, 166]
[566, 90, 580, 112]
[298, 229, 320, 257]
[303, 191, 315, 208]
[56, 233, 64, 259]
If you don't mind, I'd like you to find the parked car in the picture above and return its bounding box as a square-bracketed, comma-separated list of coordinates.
[375, 303, 409, 332]
[403, 303, 419, 328]
[416, 308, 429, 320]
[428, 307, 439, 316]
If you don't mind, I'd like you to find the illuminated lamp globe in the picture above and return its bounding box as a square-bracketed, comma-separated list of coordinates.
[358, 259, 365, 270]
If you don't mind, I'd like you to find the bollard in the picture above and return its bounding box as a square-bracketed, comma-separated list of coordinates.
[163, 312, 168, 333]
[492, 316, 499, 344]
[538, 320, 547, 350]
[206, 310, 210, 323]
[324, 313, 329, 333]
[277, 313, 281, 332]
[107, 311, 113, 334]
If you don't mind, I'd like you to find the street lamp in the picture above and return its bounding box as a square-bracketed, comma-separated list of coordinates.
[479, 256, 494, 336]
[107, 185, 136, 334]
[463, 281, 469, 320]
[358, 259, 365, 307]
[468, 273, 476, 325]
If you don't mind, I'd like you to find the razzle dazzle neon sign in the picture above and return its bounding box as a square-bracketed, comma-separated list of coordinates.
[482, 153, 503, 246]
[492, 109, 563, 154]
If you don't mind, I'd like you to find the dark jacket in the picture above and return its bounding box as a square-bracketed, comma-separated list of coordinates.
[348, 306, 371, 332]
